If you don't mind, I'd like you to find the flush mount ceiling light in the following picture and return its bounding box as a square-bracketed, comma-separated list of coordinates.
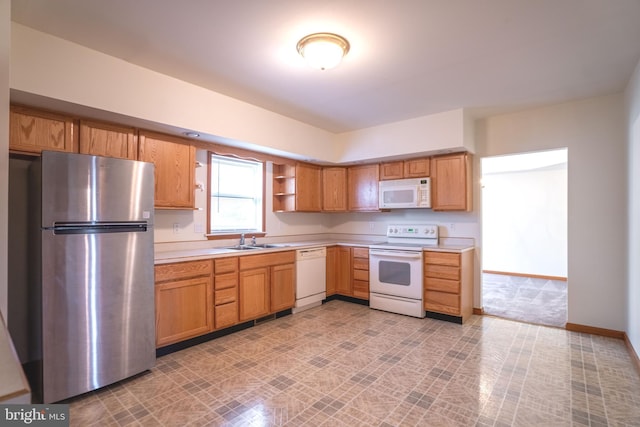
[296, 32, 350, 70]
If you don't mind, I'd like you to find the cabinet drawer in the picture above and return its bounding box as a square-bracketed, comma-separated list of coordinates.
[353, 269, 369, 281]
[352, 280, 369, 299]
[425, 264, 460, 280]
[352, 248, 369, 259]
[215, 287, 237, 305]
[215, 272, 237, 290]
[215, 257, 238, 274]
[215, 302, 238, 329]
[424, 251, 460, 266]
[239, 251, 295, 270]
[425, 290, 460, 315]
[353, 258, 369, 270]
[155, 260, 212, 283]
[425, 277, 460, 293]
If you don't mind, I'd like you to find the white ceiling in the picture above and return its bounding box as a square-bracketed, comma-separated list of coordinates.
[11, 0, 640, 133]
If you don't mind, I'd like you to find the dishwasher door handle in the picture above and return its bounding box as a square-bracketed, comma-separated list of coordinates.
[296, 247, 327, 260]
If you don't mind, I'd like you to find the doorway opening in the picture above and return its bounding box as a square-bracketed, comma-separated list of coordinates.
[481, 148, 568, 327]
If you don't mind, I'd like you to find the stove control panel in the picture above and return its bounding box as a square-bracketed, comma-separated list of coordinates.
[386, 224, 439, 239]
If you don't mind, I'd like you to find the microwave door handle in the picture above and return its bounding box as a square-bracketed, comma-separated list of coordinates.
[370, 250, 422, 259]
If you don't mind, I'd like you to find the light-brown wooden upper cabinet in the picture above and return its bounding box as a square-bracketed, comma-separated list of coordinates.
[380, 157, 430, 180]
[404, 157, 430, 177]
[431, 152, 472, 211]
[272, 163, 296, 212]
[348, 164, 380, 211]
[379, 161, 404, 180]
[272, 162, 321, 212]
[138, 131, 196, 209]
[79, 120, 138, 160]
[295, 162, 322, 211]
[9, 106, 77, 155]
[322, 167, 347, 212]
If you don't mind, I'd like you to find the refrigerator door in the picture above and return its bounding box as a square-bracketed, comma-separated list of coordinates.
[40, 151, 154, 227]
[41, 227, 155, 403]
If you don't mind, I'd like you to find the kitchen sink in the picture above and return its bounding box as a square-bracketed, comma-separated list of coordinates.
[224, 245, 261, 251]
[224, 243, 291, 250]
[249, 243, 290, 248]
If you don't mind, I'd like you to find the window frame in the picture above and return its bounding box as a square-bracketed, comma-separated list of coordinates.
[206, 152, 266, 240]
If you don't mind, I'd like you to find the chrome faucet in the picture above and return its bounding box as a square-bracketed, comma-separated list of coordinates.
[251, 235, 257, 246]
[239, 233, 245, 245]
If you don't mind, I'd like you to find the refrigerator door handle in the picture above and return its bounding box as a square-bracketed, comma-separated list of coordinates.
[50, 221, 149, 234]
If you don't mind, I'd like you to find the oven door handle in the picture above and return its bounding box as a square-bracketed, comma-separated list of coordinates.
[369, 250, 423, 259]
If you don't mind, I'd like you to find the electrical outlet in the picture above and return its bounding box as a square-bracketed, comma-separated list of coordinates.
[369, 222, 375, 231]
[449, 223, 456, 232]
[194, 223, 204, 233]
[173, 223, 180, 234]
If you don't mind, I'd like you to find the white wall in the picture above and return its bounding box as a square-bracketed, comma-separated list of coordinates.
[482, 162, 567, 277]
[0, 0, 10, 320]
[476, 94, 627, 331]
[154, 153, 329, 243]
[335, 108, 474, 163]
[10, 24, 473, 166]
[624, 58, 640, 356]
[10, 23, 336, 163]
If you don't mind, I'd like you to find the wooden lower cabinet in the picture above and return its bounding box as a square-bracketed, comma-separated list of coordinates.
[214, 257, 239, 329]
[335, 246, 353, 295]
[239, 251, 296, 321]
[423, 249, 474, 322]
[239, 268, 270, 321]
[155, 260, 214, 347]
[270, 263, 295, 312]
[352, 247, 370, 299]
[326, 246, 336, 296]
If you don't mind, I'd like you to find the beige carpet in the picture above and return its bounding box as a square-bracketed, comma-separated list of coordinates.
[482, 273, 567, 327]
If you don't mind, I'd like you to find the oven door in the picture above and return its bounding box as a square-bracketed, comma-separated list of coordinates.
[369, 249, 423, 299]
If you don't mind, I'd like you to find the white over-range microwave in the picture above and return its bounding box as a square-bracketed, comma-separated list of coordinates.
[378, 177, 431, 209]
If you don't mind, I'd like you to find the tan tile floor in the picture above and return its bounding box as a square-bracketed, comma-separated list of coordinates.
[66, 300, 640, 426]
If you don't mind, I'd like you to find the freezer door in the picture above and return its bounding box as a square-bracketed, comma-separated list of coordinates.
[40, 151, 154, 227]
[41, 228, 155, 403]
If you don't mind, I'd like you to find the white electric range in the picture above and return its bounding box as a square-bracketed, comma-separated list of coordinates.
[369, 224, 439, 318]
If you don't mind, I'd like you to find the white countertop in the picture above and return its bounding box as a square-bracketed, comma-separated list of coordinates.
[155, 238, 474, 264]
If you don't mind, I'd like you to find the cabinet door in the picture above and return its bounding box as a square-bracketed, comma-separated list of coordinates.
[431, 153, 471, 211]
[348, 164, 380, 211]
[155, 276, 213, 347]
[296, 162, 322, 212]
[239, 268, 270, 321]
[380, 161, 404, 180]
[79, 120, 138, 160]
[10, 106, 77, 154]
[336, 247, 352, 295]
[270, 263, 295, 312]
[325, 247, 338, 296]
[322, 167, 348, 212]
[138, 131, 196, 209]
[404, 158, 430, 177]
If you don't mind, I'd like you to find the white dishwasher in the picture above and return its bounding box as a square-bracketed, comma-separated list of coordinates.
[293, 247, 327, 313]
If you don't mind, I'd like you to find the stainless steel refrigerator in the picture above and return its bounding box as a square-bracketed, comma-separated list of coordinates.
[28, 151, 156, 403]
